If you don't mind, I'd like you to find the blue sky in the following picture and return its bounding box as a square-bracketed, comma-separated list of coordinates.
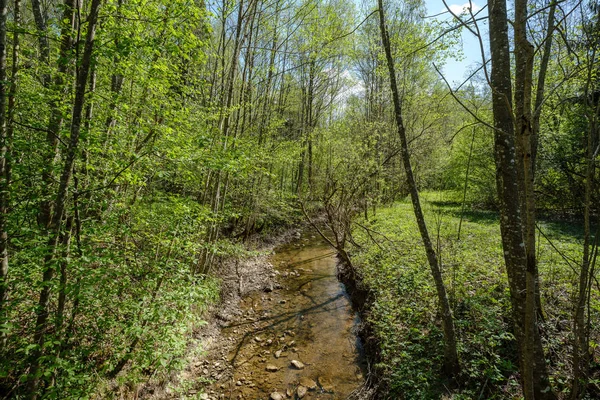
[423, 0, 488, 85]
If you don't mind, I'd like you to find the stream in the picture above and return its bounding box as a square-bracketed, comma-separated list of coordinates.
[204, 232, 366, 399]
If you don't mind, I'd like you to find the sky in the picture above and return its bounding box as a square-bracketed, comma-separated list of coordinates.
[423, 0, 489, 86]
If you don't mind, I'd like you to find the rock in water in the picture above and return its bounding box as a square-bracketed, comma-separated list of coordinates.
[318, 375, 334, 392]
[299, 377, 317, 389]
[297, 385, 308, 398]
[290, 360, 305, 369]
[274, 350, 282, 358]
[266, 364, 279, 372]
[270, 392, 284, 400]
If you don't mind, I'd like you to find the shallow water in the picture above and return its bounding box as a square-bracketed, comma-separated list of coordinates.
[213, 233, 366, 399]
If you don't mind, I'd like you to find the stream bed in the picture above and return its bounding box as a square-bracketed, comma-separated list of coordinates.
[202, 232, 366, 399]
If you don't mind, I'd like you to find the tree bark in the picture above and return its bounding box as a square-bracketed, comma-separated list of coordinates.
[488, 0, 555, 397]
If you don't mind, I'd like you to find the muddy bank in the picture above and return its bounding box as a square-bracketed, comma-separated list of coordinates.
[335, 260, 379, 400]
[152, 230, 368, 400]
[130, 227, 300, 399]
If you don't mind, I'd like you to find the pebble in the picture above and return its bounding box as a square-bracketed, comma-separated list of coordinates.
[297, 385, 308, 398]
[266, 364, 279, 372]
[290, 360, 305, 369]
[270, 392, 284, 400]
[318, 376, 335, 392]
[299, 377, 317, 389]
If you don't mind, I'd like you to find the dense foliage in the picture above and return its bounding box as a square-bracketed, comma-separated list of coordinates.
[0, 0, 597, 398]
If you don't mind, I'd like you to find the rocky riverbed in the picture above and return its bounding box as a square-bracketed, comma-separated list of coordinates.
[178, 231, 367, 400]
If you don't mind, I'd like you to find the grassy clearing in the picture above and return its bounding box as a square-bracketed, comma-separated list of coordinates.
[350, 191, 593, 399]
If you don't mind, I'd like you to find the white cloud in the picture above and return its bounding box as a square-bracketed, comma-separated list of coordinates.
[446, 2, 481, 15]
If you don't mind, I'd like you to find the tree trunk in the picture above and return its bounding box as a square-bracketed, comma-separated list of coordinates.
[104, 0, 125, 137]
[1, 0, 19, 355]
[571, 40, 598, 399]
[0, 0, 9, 334]
[488, 0, 555, 397]
[377, 0, 459, 376]
[199, 0, 252, 274]
[530, 0, 557, 326]
[30, 0, 50, 87]
[34, 0, 78, 229]
[27, 1, 102, 396]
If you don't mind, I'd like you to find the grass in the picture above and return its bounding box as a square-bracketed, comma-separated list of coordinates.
[350, 191, 593, 399]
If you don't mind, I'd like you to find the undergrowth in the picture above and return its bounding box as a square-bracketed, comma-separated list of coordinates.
[350, 191, 595, 399]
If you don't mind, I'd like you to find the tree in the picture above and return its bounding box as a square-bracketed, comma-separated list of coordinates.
[487, 0, 555, 397]
[0, 0, 9, 346]
[571, 3, 599, 397]
[27, 1, 103, 397]
[377, 0, 460, 376]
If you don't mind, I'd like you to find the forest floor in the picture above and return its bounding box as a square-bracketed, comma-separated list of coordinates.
[349, 192, 592, 399]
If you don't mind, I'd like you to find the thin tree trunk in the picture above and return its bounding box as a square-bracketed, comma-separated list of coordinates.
[457, 126, 476, 241]
[56, 216, 74, 333]
[530, 0, 557, 324]
[199, 0, 251, 274]
[514, 0, 539, 397]
[377, 0, 459, 376]
[572, 99, 595, 400]
[30, 0, 50, 87]
[571, 42, 598, 399]
[532, 0, 556, 170]
[104, 0, 124, 138]
[27, 1, 102, 396]
[0, 0, 10, 335]
[257, 0, 280, 145]
[0, 0, 20, 353]
[35, 0, 78, 229]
